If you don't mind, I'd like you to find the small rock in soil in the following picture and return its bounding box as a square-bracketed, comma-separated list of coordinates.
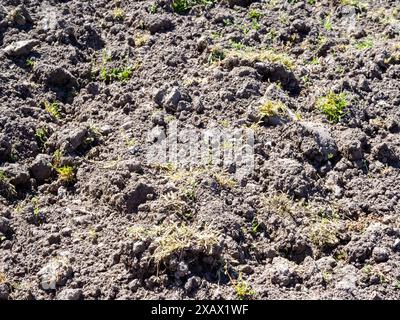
[37, 255, 73, 291]
[30, 154, 53, 181]
[3, 40, 40, 57]
[145, 15, 173, 34]
[372, 247, 389, 263]
[0, 284, 10, 300]
[57, 288, 83, 300]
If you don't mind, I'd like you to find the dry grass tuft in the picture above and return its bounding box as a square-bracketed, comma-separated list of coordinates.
[309, 218, 341, 248]
[227, 49, 294, 70]
[128, 223, 218, 263]
[0, 272, 7, 284]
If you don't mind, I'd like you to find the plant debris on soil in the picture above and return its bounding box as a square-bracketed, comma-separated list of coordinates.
[0, 0, 400, 300]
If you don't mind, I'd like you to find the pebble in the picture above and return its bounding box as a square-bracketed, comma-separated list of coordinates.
[372, 247, 389, 263]
[57, 288, 83, 300]
[3, 40, 40, 57]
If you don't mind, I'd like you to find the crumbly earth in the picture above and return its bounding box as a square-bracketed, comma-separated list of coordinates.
[0, 0, 400, 300]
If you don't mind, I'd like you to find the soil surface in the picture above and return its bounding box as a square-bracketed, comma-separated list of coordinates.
[1, 0, 400, 300]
